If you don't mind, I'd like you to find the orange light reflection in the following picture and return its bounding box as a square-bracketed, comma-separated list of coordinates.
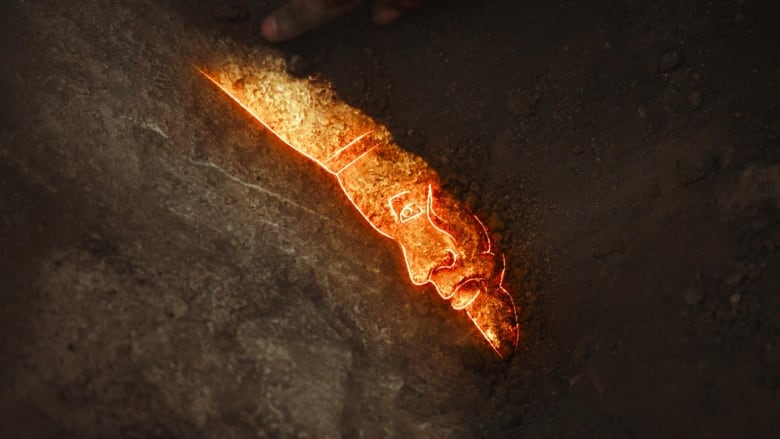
[196, 62, 520, 358]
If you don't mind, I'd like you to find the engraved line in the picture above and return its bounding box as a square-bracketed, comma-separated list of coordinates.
[188, 158, 330, 222]
[326, 130, 372, 164]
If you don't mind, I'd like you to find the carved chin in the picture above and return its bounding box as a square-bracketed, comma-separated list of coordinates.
[447, 278, 484, 310]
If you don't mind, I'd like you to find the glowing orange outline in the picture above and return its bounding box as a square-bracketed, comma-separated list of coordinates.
[425, 185, 458, 245]
[195, 66, 520, 358]
[388, 191, 425, 223]
[327, 131, 372, 164]
[473, 214, 496, 256]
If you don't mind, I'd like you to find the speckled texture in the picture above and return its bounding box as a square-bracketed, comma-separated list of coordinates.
[1, 0, 779, 437]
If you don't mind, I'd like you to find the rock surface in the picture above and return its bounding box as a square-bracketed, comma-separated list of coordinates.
[1, 0, 779, 437]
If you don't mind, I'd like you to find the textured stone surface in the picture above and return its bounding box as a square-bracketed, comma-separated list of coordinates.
[2, 0, 779, 437]
[0, 2, 481, 436]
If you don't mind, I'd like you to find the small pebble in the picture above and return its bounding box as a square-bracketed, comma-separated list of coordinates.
[689, 91, 702, 109]
[286, 54, 310, 77]
[685, 285, 704, 305]
[724, 270, 744, 286]
[487, 213, 505, 233]
[464, 192, 480, 212]
[658, 49, 685, 73]
[165, 296, 189, 319]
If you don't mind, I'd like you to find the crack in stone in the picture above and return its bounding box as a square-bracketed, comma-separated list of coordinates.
[188, 158, 331, 222]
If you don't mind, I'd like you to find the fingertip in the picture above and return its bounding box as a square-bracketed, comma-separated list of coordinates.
[373, 7, 401, 26]
[261, 15, 282, 42]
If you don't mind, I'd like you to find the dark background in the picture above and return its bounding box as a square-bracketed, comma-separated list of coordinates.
[1, 0, 778, 437]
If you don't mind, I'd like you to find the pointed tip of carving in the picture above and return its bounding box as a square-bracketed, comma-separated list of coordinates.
[465, 286, 520, 360]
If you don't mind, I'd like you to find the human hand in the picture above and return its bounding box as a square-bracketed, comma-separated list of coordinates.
[261, 0, 423, 42]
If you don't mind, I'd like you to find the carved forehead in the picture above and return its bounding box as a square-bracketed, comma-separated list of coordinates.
[342, 146, 437, 198]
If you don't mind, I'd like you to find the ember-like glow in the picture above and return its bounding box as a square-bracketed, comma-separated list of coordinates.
[196, 61, 520, 358]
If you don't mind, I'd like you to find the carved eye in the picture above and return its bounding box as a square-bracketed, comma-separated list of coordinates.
[399, 202, 424, 223]
[389, 191, 424, 223]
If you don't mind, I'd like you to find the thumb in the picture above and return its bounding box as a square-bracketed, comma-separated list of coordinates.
[262, 0, 363, 42]
[372, 0, 423, 26]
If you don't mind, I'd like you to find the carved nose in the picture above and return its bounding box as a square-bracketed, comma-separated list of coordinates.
[406, 248, 456, 285]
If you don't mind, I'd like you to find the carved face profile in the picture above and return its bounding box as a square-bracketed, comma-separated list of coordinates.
[387, 186, 457, 285]
[198, 63, 519, 357]
[336, 148, 504, 312]
[331, 144, 519, 356]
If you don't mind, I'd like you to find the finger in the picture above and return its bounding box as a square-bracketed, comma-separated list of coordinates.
[262, 0, 362, 42]
[372, 0, 423, 26]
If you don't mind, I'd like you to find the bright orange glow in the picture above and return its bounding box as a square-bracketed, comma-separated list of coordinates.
[196, 62, 520, 358]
